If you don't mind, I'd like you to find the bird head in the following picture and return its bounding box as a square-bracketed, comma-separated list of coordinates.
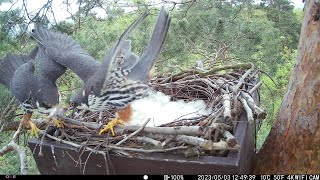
[69, 87, 90, 110]
[35, 87, 61, 114]
[36, 92, 68, 120]
[36, 100, 55, 114]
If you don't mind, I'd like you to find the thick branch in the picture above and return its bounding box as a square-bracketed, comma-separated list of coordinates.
[223, 93, 232, 121]
[238, 96, 254, 124]
[60, 116, 207, 136]
[222, 130, 238, 147]
[175, 135, 239, 150]
[241, 91, 266, 119]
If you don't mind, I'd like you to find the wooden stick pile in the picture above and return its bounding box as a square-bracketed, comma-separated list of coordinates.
[43, 63, 266, 157]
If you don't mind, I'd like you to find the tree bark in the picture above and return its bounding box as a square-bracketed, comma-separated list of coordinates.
[253, 0, 320, 174]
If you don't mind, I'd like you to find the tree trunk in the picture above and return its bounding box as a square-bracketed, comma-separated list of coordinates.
[253, 0, 320, 174]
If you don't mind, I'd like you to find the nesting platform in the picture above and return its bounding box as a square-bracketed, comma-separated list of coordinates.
[28, 64, 262, 174]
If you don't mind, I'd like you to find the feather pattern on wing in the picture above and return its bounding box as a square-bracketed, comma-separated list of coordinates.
[97, 12, 149, 93]
[31, 25, 100, 83]
[0, 47, 38, 88]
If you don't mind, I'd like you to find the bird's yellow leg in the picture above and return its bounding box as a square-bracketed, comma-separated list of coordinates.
[45, 116, 64, 128]
[23, 113, 39, 138]
[99, 117, 124, 136]
[52, 118, 64, 128]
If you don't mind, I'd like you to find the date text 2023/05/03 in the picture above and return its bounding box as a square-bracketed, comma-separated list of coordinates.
[162, 175, 320, 180]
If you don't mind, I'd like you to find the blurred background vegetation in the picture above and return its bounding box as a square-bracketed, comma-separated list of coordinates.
[0, 0, 302, 174]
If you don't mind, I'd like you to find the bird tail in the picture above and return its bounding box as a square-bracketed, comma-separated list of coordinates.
[128, 8, 171, 83]
[0, 47, 38, 88]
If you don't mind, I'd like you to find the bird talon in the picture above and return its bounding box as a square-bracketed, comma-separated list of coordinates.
[99, 118, 123, 136]
[23, 113, 39, 138]
[53, 119, 64, 128]
[29, 122, 39, 138]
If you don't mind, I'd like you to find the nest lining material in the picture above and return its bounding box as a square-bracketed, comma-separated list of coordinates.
[42, 63, 266, 157]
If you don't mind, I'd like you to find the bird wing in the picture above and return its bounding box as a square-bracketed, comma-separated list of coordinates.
[128, 8, 171, 83]
[36, 47, 65, 107]
[97, 11, 149, 93]
[31, 25, 100, 83]
[36, 45, 67, 81]
[0, 47, 38, 88]
[10, 60, 39, 109]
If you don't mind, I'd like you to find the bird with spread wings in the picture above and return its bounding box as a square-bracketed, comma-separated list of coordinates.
[0, 41, 67, 137]
[30, 8, 171, 136]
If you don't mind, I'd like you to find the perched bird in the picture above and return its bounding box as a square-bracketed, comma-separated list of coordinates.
[0, 48, 41, 136]
[0, 27, 69, 136]
[31, 8, 171, 136]
[31, 25, 70, 128]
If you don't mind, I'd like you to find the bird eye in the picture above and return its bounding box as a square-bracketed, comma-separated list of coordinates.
[43, 103, 51, 109]
[70, 101, 76, 107]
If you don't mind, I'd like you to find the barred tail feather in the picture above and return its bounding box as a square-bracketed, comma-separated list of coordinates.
[129, 8, 171, 83]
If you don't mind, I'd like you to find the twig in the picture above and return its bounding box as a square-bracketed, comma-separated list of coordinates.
[44, 132, 187, 153]
[232, 64, 254, 116]
[42, 130, 106, 155]
[0, 98, 16, 120]
[115, 118, 151, 146]
[130, 136, 162, 147]
[161, 136, 175, 147]
[249, 81, 262, 94]
[173, 63, 253, 77]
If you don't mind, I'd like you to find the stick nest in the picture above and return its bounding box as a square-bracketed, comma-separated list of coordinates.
[42, 63, 266, 158]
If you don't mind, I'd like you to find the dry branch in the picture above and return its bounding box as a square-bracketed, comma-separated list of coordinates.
[249, 81, 262, 94]
[130, 136, 162, 147]
[44, 131, 187, 153]
[232, 64, 255, 114]
[61, 116, 206, 136]
[115, 118, 150, 146]
[175, 135, 239, 150]
[119, 126, 206, 136]
[0, 121, 28, 175]
[223, 94, 232, 122]
[239, 96, 254, 124]
[241, 91, 266, 119]
[223, 130, 238, 147]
